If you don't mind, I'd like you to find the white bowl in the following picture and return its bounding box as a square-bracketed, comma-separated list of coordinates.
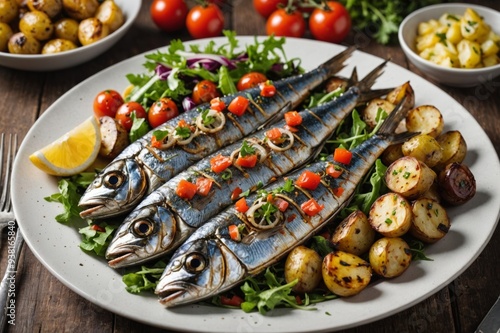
[398, 3, 500, 87]
[0, 0, 141, 72]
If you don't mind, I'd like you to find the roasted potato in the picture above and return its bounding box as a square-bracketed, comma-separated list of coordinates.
[420, 181, 441, 203]
[53, 17, 79, 44]
[62, 0, 98, 20]
[368, 192, 412, 237]
[410, 198, 450, 243]
[41, 37, 76, 53]
[331, 210, 375, 256]
[405, 105, 444, 138]
[19, 10, 53, 41]
[98, 116, 129, 159]
[401, 134, 443, 168]
[0, 21, 13, 51]
[381, 143, 404, 167]
[322, 250, 372, 297]
[78, 17, 109, 46]
[438, 162, 476, 206]
[385, 156, 437, 200]
[95, 0, 123, 32]
[369, 237, 412, 278]
[0, 0, 18, 23]
[434, 130, 467, 171]
[385, 81, 415, 112]
[8, 31, 40, 53]
[27, 0, 62, 18]
[324, 76, 349, 93]
[284, 246, 322, 293]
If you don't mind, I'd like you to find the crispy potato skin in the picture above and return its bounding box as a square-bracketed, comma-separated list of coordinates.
[369, 237, 412, 278]
[331, 210, 375, 256]
[78, 17, 109, 46]
[95, 0, 123, 32]
[284, 246, 322, 293]
[8, 31, 40, 53]
[410, 198, 450, 243]
[402, 134, 443, 168]
[438, 162, 476, 206]
[54, 17, 79, 44]
[385, 156, 436, 200]
[434, 131, 467, 171]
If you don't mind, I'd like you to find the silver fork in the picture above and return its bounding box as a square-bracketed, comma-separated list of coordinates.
[0, 133, 23, 331]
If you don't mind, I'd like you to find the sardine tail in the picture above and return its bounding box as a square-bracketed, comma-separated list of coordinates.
[356, 59, 389, 92]
[319, 46, 357, 76]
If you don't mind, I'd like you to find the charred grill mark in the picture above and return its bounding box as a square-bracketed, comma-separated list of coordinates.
[181, 140, 206, 154]
[226, 113, 245, 136]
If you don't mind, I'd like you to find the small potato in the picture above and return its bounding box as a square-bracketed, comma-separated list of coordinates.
[385, 81, 415, 112]
[62, 0, 98, 20]
[27, 0, 62, 18]
[381, 143, 404, 167]
[331, 210, 375, 256]
[322, 250, 371, 297]
[284, 246, 322, 293]
[438, 162, 476, 206]
[0, 0, 18, 23]
[434, 130, 467, 171]
[368, 192, 412, 238]
[361, 98, 406, 133]
[95, 0, 124, 32]
[369, 237, 412, 278]
[401, 134, 443, 168]
[385, 156, 437, 200]
[405, 105, 444, 138]
[410, 198, 450, 243]
[78, 17, 109, 46]
[41, 38, 77, 53]
[324, 76, 349, 93]
[8, 31, 40, 53]
[19, 10, 54, 41]
[54, 17, 79, 44]
[0, 21, 13, 51]
[420, 181, 441, 203]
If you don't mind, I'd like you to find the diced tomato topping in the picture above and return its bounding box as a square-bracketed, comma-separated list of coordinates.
[284, 124, 299, 133]
[151, 135, 162, 148]
[220, 294, 244, 307]
[259, 81, 277, 97]
[266, 127, 282, 141]
[228, 96, 249, 116]
[274, 198, 289, 212]
[296, 170, 321, 190]
[287, 213, 297, 222]
[235, 198, 249, 213]
[210, 154, 232, 173]
[90, 224, 105, 232]
[210, 97, 226, 112]
[176, 179, 198, 200]
[231, 187, 243, 201]
[178, 119, 189, 128]
[235, 154, 258, 168]
[196, 177, 213, 196]
[326, 164, 343, 178]
[284, 111, 303, 127]
[333, 187, 344, 197]
[301, 198, 324, 216]
[333, 147, 353, 165]
[228, 224, 241, 241]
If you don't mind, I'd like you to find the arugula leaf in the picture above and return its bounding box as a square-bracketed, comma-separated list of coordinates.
[129, 112, 150, 143]
[79, 222, 117, 257]
[122, 261, 167, 294]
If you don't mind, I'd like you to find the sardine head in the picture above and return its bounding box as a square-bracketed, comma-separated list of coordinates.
[78, 159, 148, 219]
[106, 201, 178, 268]
[155, 236, 246, 307]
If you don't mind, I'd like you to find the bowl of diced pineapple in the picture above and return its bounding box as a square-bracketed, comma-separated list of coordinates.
[398, 3, 500, 87]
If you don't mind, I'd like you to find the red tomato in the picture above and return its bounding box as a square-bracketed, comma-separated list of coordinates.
[227, 225, 241, 241]
[253, 0, 287, 18]
[93, 90, 124, 118]
[333, 147, 353, 164]
[227, 96, 249, 116]
[266, 9, 306, 38]
[235, 198, 249, 213]
[231, 187, 243, 201]
[309, 1, 351, 43]
[176, 179, 198, 200]
[284, 111, 302, 127]
[301, 198, 324, 216]
[237, 72, 267, 91]
[210, 97, 226, 112]
[115, 102, 147, 132]
[186, 4, 224, 39]
[150, 0, 188, 32]
[210, 154, 232, 173]
[259, 81, 277, 97]
[196, 177, 213, 196]
[266, 128, 282, 141]
[148, 98, 179, 128]
[326, 164, 343, 178]
[192, 80, 221, 105]
[235, 154, 258, 168]
[296, 170, 321, 190]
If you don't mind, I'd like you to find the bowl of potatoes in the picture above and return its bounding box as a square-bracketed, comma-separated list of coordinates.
[0, 0, 141, 71]
[398, 3, 500, 87]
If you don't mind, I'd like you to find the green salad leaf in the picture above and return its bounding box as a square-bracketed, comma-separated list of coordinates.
[122, 261, 167, 294]
[79, 222, 117, 257]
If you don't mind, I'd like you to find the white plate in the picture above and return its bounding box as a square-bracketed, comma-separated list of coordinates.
[0, 0, 141, 71]
[11, 37, 500, 332]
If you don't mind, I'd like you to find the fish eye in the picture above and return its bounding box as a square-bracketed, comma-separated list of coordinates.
[104, 171, 125, 189]
[132, 220, 154, 237]
[184, 253, 206, 273]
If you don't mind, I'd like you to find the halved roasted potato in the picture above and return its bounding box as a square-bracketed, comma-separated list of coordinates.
[368, 192, 412, 237]
[405, 105, 444, 138]
[385, 156, 437, 200]
[410, 198, 450, 243]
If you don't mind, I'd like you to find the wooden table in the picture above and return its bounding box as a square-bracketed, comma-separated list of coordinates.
[1, 1, 499, 332]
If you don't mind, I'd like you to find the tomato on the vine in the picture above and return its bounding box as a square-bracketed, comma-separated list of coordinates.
[266, 8, 306, 38]
[309, 1, 351, 44]
[93, 90, 124, 118]
[192, 80, 221, 105]
[186, 3, 224, 39]
[237, 72, 267, 91]
[150, 0, 188, 32]
[148, 98, 179, 128]
[115, 102, 147, 132]
[253, 0, 287, 18]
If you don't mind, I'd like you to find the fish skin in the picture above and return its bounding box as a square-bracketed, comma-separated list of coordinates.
[78, 47, 355, 220]
[155, 96, 416, 308]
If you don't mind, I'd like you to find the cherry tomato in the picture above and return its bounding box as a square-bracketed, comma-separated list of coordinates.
[237, 72, 267, 91]
[253, 0, 287, 18]
[93, 90, 124, 118]
[150, 0, 188, 32]
[266, 8, 306, 38]
[148, 98, 179, 128]
[192, 80, 221, 105]
[309, 1, 351, 44]
[115, 101, 147, 132]
[186, 4, 224, 39]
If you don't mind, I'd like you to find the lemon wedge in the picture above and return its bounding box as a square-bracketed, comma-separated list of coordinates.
[29, 116, 101, 176]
